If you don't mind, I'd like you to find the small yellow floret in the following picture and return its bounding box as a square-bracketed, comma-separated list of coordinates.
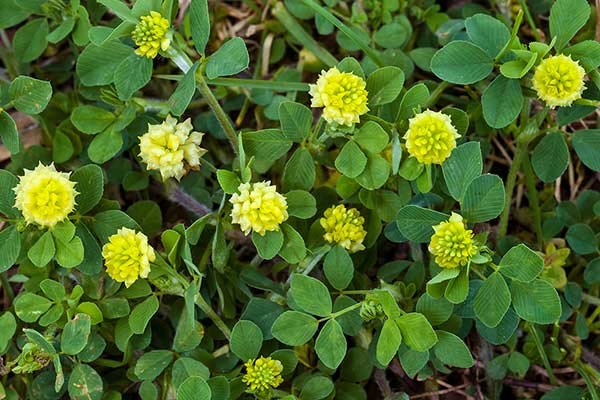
[230, 181, 288, 236]
[102, 227, 155, 288]
[138, 115, 207, 181]
[320, 204, 367, 253]
[403, 110, 459, 165]
[428, 213, 476, 269]
[532, 54, 586, 108]
[132, 11, 171, 58]
[13, 163, 77, 228]
[309, 67, 369, 126]
[242, 357, 284, 394]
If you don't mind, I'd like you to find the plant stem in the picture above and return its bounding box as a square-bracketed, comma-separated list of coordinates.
[318, 302, 363, 323]
[519, 0, 541, 42]
[194, 293, 231, 340]
[574, 360, 600, 400]
[521, 152, 543, 249]
[528, 323, 557, 385]
[425, 81, 450, 108]
[0, 272, 14, 304]
[582, 292, 600, 306]
[498, 140, 528, 238]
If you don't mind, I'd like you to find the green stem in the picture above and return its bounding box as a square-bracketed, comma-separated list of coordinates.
[298, 0, 385, 68]
[272, 2, 338, 67]
[519, 0, 541, 42]
[521, 152, 543, 249]
[318, 302, 363, 323]
[156, 75, 310, 92]
[194, 293, 231, 340]
[574, 360, 600, 400]
[424, 81, 450, 108]
[498, 140, 528, 238]
[582, 292, 600, 306]
[0, 272, 14, 304]
[528, 323, 557, 385]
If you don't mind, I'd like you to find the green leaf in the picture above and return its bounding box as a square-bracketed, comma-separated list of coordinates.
[77, 40, 133, 86]
[41, 280, 66, 303]
[230, 320, 263, 361]
[205, 37, 249, 79]
[189, 0, 210, 54]
[9, 76, 52, 115]
[0, 170, 18, 217]
[315, 319, 346, 369]
[177, 377, 211, 400]
[336, 141, 367, 178]
[252, 229, 284, 260]
[444, 267, 469, 304]
[0, 312, 17, 353]
[216, 170, 241, 194]
[13, 19, 48, 62]
[563, 40, 600, 71]
[355, 154, 390, 190]
[354, 121, 389, 154]
[282, 148, 315, 191]
[323, 246, 354, 290]
[97, 0, 137, 22]
[28, 232, 56, 268]
[461, 174, 505, 223]
[499, 50, 537, 79]
[0, 227, 21, 273]
[115, 54, 153, 100]
[279, 224, 306, 264]
[398, 346, 429, 378]
[507, 351, 530, 377]
[532, 132, 569, 182]
[0, 0, 29, 29]
[55, 235, 84, 268]
[72, 164, 105, 214]
[396, 83, 429, 122]
[366, 66, 405, 106]
[271, 311, 318, 346]
[482, 75, 523, 129]
[396, 205, 448, 243]
[169, 62, 199, 116]
[61, 313, 91, 355]
[474, 272, 511, 328]
[572, 130, 600, 172]
[47, 16, 75, 43]
[88, 128, 123, 164]
[431, 41, 493, 84]
[290, 274, 332, 317]
[566, 223, 598, 255]
[300, 376, 334, 400]
[279, 101, 312, 142]
[52, 131, 74, 163]
[71, 105, 115, 135]
[68, 364, 103, 400]
[549, 0, 590, 51]
[511, 279, 561, 324]
[396, 313, 437, 352]
[15, 293, 52, 323]
[376, 319, 402, 366]
[465, 14, 511, 59]
[129, 296, 159, 334]
[416, 293, 453, 326]
[442, 142, 482, 201]
[242, 129, 292, 171]
[0, 111, 20, 155]
[476, 307, 519, 345]
[433, 331, 474, 368]
[135, 350, 174, 380]
[498, 244, 544, 282]
[286, 190, 316, 219]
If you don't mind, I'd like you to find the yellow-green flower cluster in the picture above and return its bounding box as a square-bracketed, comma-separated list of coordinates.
[404, 110, 459, 165]
[102, 227, 155, 287]
[320, 204, 367, 253]
[309, 67, 369, 126]
[242, 357, 284, 395]
[13, 163, 77, 228]
[230, 181, 288, 236]
[532, 54, 585, 108]
[10, 342, 51, 374]
[139, 115, 207, 181]
[132, 11, 171, 58]
[429, 213, 476, 269]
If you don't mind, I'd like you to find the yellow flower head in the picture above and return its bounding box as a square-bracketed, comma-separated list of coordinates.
[138, 115, 207, 181]
[242, 357, 284, 394]
[428, 213, 476, 269]
[132, 11, 171, 58]
[320, 204, 367, 253]
[403, 110, 459, 165]
[102, 227, 155, 288]
[13, 163, 77, 228]
[230, 181, 288, 236]
[532, 54, 586, 108]
[309, 67, 369, 126]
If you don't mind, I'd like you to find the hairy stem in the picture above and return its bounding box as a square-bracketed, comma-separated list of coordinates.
[521, 152, 543, 248]
[498, 140, 528, 238]
[195, 293, 232, 340]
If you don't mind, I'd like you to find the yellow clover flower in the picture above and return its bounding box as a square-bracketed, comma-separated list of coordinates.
[230, 181, 288, 236]
[403, 110, 459, 165]
[102, 227, 155, 288]
[428, 212, 476, 269]
[309, 67, 369, 126]
[138, 115, 207, 181]
[532, 54, 586, 108]
[13, 163, 77, 228]
[320, 204, 367, 253]
[132, 11, 171, 58]
[242, 357, 284, 395]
